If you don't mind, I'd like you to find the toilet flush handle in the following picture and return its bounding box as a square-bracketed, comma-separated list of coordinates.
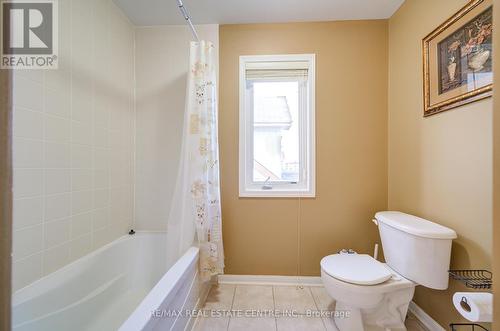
[372, 219, 378, 226]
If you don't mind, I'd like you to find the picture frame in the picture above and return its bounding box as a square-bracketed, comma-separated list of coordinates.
[423, 0, 493, 117]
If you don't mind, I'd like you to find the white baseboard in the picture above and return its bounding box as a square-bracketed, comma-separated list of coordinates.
[217, 274, 323, 287]
[408, 301, 446, 331]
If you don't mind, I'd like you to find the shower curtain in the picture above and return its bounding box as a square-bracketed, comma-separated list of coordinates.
[166, 41, 224, 281]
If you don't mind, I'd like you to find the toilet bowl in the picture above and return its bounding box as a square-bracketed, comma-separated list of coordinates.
[321, 254, 415, 331]
[320, 211, 457, 331]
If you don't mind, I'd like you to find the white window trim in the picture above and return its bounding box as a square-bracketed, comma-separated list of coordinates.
[239, 54, 316, 198]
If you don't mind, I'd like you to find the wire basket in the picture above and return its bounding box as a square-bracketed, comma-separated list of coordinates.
[450, 323, 489, 331]
[448, 270, 492, 289]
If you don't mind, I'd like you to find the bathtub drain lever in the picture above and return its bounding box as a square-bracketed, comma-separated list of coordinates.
[128, 229, 136, 235]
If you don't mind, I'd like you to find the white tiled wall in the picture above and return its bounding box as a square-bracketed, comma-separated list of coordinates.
[12, 0, 135, 290]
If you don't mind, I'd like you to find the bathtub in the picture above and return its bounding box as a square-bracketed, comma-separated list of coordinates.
[12, 233, 207, 331]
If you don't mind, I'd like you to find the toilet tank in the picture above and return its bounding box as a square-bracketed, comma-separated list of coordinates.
[375, 211, 457, 290]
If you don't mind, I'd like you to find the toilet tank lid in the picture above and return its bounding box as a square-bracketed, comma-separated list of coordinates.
[375, 211, 457, 239]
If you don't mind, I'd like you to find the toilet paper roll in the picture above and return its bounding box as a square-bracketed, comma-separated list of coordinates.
[452, 292, 493, 323]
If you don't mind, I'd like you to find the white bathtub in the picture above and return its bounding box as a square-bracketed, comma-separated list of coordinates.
[12, 233, 207, 331]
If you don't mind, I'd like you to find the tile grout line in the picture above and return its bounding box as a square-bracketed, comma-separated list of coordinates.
[272, 286, 278, 331]
[226, 284, 237, 331]
[40, 67, 46, 278]
[89, 0, 97, 260]
[67, 0, 74, 272]
[308, 287, 328, 330]
[308, 286, 319, 310]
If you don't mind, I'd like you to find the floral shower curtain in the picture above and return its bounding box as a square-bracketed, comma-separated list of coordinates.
[166, 41, 224, 281]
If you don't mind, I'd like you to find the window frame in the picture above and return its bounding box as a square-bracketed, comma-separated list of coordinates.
[239, 54, 316, 198]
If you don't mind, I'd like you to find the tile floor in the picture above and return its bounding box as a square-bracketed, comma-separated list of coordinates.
[193, 284, 428, 331]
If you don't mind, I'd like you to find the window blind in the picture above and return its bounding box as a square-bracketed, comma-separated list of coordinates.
[245, 61, 309, 80]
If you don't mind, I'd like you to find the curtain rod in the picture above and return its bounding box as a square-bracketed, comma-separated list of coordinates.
[176, 0, 200, 42]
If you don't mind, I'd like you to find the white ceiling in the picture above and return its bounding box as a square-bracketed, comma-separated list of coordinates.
[113, 0, 405, 26]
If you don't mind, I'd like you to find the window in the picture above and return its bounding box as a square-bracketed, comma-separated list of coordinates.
[239, 54, 315, 197]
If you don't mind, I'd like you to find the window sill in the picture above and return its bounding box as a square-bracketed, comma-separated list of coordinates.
[238, 189, 316, 198]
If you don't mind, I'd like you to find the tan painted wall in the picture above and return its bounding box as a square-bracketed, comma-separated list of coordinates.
[388, 0, 493, 328]
[493, 0, 500, 329]
[219, 21, 389, 276]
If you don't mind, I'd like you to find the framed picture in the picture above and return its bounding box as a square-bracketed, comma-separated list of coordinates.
[423, 0, 493, 116]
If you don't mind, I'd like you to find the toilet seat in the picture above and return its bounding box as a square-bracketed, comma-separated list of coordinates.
[320, 254, 392, 285]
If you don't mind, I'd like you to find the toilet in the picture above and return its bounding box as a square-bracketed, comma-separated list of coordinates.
[321, 211, 457, 331]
